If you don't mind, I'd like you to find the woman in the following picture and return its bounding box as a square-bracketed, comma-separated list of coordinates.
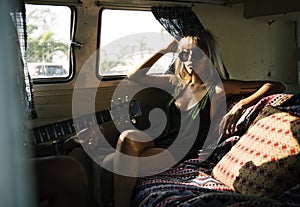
[99, 30, 286, 207]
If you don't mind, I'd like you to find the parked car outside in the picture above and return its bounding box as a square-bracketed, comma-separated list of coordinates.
[28, 63, 68, 78]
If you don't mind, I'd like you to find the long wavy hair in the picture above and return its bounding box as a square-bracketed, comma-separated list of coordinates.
[171, 30, 229, 96]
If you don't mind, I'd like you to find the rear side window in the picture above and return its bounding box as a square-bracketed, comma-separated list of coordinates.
[25, 4, 72, 81]
[98, 9, 174, 77]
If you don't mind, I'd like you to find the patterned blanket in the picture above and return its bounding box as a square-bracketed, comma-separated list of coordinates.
[133, 158, 299, 207]
[132, 93, 300, 207]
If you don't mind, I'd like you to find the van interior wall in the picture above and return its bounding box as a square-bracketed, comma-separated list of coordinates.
[26, 1, 299, 205]
[30, 0, 299, 131]
[192, 4, 297, 92]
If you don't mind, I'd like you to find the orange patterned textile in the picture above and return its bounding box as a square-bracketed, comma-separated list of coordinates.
[212, 105, 300, 198]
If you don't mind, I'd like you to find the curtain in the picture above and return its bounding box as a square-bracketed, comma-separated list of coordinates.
[151, 6, 230, 79]
[151, 6, 206, 73]
[151, 6, 205, 41]
[11, 1, 38, 120]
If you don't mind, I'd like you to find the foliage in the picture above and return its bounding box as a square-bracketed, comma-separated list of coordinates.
[27, 25, 68, 62]
[26, 7, 68, 63]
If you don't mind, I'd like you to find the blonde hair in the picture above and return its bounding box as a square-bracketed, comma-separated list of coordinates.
[171, 30, 229, 96]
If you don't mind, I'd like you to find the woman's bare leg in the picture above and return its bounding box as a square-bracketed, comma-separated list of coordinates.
[113, 130, 176, 207]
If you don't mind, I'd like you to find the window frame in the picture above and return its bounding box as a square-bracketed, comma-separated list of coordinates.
[97, 7, 173, 81]
[25, 3, 76, 84]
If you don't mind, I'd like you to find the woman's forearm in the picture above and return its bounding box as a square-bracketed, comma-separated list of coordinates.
[221, 81, 286, 135]
[127, 40, 178, 81]
[127, 49, 165, 81]
[239, 81, 286, 109]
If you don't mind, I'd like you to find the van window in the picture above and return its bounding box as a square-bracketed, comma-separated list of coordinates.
[25, 4, 72, 80]
[98, 9, 174, 77]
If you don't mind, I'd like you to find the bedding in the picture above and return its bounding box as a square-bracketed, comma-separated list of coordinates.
[132, 93, 300, 207]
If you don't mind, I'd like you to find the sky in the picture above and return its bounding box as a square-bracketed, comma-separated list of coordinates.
[100, 9, 172, 46]
[26, 4, 71, 43]
[26, 5, 172, 46]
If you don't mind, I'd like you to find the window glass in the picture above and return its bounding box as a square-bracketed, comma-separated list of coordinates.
[99, 9, 174, 77]
[25, 4, 71, 79]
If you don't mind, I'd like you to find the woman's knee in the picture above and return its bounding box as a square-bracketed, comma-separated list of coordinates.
[117, 130, 154, 156]
[119, 130, 152, 142]
[117, 130, 139, 155]
[118, 130, 137, 142]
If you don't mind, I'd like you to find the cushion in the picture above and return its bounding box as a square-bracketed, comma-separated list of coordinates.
[212, 105, 300, 198]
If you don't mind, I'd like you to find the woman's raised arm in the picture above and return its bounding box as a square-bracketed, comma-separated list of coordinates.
[127, 40, 178, 86]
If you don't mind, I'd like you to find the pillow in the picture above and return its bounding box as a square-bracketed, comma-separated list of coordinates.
[212, 105, 300, 198]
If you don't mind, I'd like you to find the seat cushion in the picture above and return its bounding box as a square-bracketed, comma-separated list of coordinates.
[212, 105, 300, 198]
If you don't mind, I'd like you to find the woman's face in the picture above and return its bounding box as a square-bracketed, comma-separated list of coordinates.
[178, 37, 206, 75]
